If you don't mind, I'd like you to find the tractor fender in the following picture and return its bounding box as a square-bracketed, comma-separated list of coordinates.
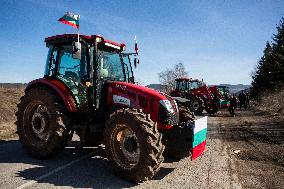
[25, 78, 77, 112]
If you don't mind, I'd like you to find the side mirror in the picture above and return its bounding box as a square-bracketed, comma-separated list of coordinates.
[72, 42, 81, 59]
[134, 58, 140, 68]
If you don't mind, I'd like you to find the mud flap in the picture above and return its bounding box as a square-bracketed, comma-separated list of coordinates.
[191, 116, 208, 160]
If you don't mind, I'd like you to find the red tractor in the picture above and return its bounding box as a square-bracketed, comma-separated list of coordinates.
[170, 78, 219, 115]
[16, 34, 206, 182]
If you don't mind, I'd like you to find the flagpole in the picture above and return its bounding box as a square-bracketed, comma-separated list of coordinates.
[77, 15, 80, 43]
[77, 28, 79, 43]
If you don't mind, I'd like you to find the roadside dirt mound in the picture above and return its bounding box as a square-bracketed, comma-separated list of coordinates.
[0, 88, 24, 139]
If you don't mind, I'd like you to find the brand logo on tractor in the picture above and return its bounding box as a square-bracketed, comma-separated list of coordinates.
[113, 95, 130, 106]
[115, 84, 127, 91]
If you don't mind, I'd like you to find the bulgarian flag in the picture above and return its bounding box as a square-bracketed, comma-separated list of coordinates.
[58, 12, 80, 29]
[191, 116, 208, 160]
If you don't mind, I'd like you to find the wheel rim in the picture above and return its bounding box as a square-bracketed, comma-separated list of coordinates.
[31, 105, 49, 141]
[110, 124, 140, 169]
[24, 101, 51, 143]
[192, 101, 200, 111]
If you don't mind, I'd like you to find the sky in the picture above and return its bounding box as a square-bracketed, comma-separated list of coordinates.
[0, 0, 283, 85]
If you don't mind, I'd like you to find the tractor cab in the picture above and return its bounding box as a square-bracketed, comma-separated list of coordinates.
[175, 78, 205, 91]
[175, 78, 191, 91]
[188, 79, 205, 90]
[44, 34, 135, 110]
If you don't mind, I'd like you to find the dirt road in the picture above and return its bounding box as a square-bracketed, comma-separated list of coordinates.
[212, 110, 284, 189]
[0, 110, 283, 189]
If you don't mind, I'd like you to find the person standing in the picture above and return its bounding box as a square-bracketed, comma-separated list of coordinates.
[245, 91, 250, 109]
[238, 90, 247, 110]
[228, 94, 237, 116]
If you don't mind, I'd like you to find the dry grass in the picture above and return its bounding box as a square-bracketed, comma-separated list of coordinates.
[254, 88, 284, 121]
[0, 88, 24, 139]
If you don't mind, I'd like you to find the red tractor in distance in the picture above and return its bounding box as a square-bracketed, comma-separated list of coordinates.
[170, 78, 219, 115]
[16, 34, 205, 182]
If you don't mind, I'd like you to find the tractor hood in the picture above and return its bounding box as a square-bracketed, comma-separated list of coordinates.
[108, 81, 172, 103]
[107, 81, 179, 128]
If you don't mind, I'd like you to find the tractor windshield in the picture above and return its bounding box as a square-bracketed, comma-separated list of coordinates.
[98, 50, 133, 82]
[176, 80, 188, 91]
[189, 81, 203, 89]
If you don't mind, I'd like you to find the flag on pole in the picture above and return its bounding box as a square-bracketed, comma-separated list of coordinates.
[134, 35, 138, 55]
[58, 12, 80, 29]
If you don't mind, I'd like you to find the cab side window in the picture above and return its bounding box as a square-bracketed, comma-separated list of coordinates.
[57, 45, 87, 85]
[44, 46, 58, 77]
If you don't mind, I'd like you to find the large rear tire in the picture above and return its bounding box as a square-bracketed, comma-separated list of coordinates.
[104, 109, 164, 182]
[16, 87, 70, 159]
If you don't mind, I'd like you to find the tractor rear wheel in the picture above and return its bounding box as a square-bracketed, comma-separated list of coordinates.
[205, 103, 219, 115]
[104, 109, 164, 182]
[164, 106, 194, 160]
[188, 96, 204, 115]
[16, 87, 70, 159]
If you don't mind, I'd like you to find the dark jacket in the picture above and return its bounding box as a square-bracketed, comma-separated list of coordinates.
[238, 92, 246, 102]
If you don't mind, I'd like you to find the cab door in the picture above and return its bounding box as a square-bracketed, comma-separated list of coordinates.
[45, 44, 90, 111]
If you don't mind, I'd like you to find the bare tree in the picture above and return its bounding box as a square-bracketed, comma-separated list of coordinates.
[158, 62, 188, 93]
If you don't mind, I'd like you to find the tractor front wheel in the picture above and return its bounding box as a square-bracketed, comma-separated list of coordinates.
[104, 109, 164, 182]
[16, 87, 70, 159]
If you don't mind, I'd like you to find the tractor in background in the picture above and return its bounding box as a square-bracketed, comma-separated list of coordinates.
[214, 85, 230, 108]
[16, 34, 207, 182]
[170, 78, 219, 115]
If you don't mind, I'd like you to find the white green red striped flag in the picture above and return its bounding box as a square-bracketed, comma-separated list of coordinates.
[58, 12, 80, 29]
[191, 116, 208, 160]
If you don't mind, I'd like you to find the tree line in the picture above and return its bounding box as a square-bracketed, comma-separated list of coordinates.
[251, 17, 284, 98]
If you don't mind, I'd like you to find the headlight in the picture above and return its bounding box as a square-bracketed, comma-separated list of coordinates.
[160, 100, 174, 113]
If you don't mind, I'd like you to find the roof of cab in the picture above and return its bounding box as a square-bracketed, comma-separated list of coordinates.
[175, 77, 191, 81]
[45, 34, 126, 48]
